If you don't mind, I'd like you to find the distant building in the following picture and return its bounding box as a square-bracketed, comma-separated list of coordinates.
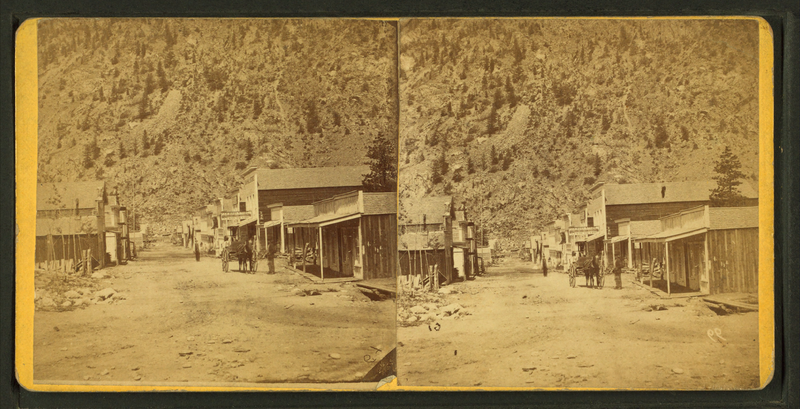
[36, 181, 107, 270]
[636, 205, 758, 295]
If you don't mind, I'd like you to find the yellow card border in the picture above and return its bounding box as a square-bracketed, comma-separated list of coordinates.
[15, 16, 774, 392]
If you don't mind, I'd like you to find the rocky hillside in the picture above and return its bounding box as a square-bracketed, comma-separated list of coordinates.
[398, 19, 760, 245]
[37, 19, 398, 228]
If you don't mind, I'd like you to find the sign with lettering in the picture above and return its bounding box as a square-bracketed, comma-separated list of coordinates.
[568, 226, 601, 241]
[220, 211, 251, 221]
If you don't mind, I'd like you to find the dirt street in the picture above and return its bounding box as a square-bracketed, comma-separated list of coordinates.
[397, 256, 759, 389]
[33, 242, 395, 386]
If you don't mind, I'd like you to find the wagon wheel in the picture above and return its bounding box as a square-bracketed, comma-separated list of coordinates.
[222, 249, 229, 272]
[569, 265, 576, 288]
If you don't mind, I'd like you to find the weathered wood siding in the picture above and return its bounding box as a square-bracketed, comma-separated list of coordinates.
[605, 202, 709, 237]
[321, 225, 341, 273]
[667, 240, 686, 286]
[707, 228, 758, 294]
[398, 248, 448, 277]
[361, 214, 397, 280]
[35, 234, 103, 265]
[258, 186, 361, 221]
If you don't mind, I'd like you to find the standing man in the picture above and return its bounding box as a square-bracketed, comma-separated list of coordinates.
[194, 239, 200, 262]
[267, 240, 278, 274]
[614, 256, 624, 289]
[542, 254, 548, 277]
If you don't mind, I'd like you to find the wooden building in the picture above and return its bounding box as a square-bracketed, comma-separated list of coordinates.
[587, 181, 758, 267]
[264, 203, 315, 254]
[231, 166, 369, 254]
[288, 191, 396, 281]
[636, 205, 758, 295]
[36, 181, 107, 270]
[103, 191, 124, 265]
[399, 196, 453, 282]
[398, 196, 482, 285]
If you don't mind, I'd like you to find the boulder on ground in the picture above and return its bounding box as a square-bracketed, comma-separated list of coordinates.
[91, 271, 109, 279]
[422, 303, 439, 311]
[438, 287, 453, 295]
[64, 290, 81, 299]
[40, 297, 56, 307]
[94, 288, 116, 300]
[409, 306, 427, 314]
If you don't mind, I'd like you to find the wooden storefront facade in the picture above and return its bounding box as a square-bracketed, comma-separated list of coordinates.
[288, 191, 397, 281]
[636, 205, 758, 295]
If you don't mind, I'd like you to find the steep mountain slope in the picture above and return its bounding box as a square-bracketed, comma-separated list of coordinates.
[37, 19, 398, 228]
[398, 19, 760, 245]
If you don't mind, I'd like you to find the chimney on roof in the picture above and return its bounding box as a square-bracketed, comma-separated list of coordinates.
[661, 186, 666, 198]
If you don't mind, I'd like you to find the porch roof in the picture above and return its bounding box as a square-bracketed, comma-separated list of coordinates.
[288, 212, 361, 228]
[262, 220, 282, 228]
[637, 226, 708, 243]
[606, 235, 629, 244]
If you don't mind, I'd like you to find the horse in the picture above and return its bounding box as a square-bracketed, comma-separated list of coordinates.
[578, 255, 595, 288]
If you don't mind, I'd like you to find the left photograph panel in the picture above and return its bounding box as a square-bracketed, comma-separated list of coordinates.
[25, 18, 398, 389]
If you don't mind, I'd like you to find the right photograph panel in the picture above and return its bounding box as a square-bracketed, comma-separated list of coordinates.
[396, 18, 763, 389]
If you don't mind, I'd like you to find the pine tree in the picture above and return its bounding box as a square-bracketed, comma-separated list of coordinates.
[362, 133, 397, 192]
[253, 97, 263, 120]
[244, 138, 254, 162]
[430, 156, 443, 185]
[138, 92, 149, 119]
[119, 141, 127, 159]
[452, 168, 463, 183]
[91, 135, 100, 160]
[144, 73, 155, 95]
[82, 143, 94, 169]
[487, 105, 498, 135]
[505, 77, 517, 108]
[467, 156, 475, 174]
[710, 146, 747, 207]
[133, 141, 138, 156]
[153, 136, 164, 155]
[592, 153, 602, 177]
[491, 144, 498, 165]
[142, 130, 150, 150]
[157, 61, 169, 92]
[502, 150, 513, 170]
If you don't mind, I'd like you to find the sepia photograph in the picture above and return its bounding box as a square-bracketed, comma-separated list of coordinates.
[31, 18, 398, 387]
[396, 18, 767, 389]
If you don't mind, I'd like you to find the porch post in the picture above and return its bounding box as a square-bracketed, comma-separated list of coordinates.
[665, 241, 671, 296]
[319, 226, 324, 281]
[280, 222, 286, 254]
[627, 237, 632, 269]
[611, 241, 615, 266]
[648, 243, 653, 287]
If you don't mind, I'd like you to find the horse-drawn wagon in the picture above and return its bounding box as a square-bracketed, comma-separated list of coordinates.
[568, 255, 605, 289]
[220, 239, 260, 273]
